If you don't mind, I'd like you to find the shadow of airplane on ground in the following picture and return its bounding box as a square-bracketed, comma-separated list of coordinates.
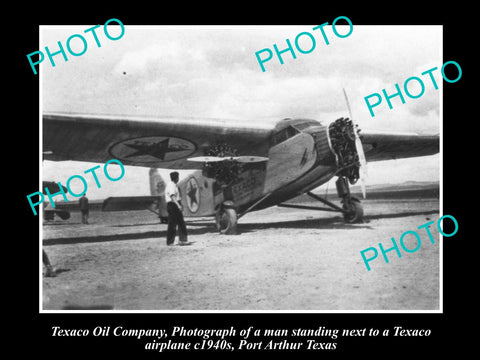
[43, 209, 438, 246]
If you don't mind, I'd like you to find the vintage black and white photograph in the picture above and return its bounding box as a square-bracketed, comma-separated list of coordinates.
[39, 24, 442, 312]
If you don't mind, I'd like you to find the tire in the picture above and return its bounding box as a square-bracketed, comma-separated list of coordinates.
[160, 217, 168, 224]
[56, 210, 70, 220]
[215, 207, 237, 234]
[342, 197, 364, 223]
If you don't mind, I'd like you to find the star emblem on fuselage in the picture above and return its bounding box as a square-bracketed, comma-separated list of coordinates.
[186, 177, 200, 213]
[187, 183, 198, 206]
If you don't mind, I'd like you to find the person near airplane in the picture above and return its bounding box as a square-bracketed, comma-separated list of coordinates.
[165, 171, 189, 246]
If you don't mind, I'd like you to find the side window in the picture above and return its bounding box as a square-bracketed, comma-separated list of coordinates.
[286, 125, 298, 138]
[272, 128, 287, 145]
[272, 126, 299, 146]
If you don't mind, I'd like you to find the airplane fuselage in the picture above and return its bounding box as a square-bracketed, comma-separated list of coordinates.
[177, 118, 343, 217]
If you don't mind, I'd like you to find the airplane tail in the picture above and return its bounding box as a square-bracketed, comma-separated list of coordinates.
[102, 168, 167, 217]
[149, 168, 166, 196]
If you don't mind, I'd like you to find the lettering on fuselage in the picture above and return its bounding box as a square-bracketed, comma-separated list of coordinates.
[225, 167, 265, 205]
[231, 175, 257, 200]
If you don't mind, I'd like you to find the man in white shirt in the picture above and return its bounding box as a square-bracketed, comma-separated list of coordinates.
[165, 171, 188, 245]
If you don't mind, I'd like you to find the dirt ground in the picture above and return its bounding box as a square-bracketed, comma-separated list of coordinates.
[42, 199, 440, 311]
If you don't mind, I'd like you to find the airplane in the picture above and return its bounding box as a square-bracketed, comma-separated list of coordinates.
[43, 112, 439, 234]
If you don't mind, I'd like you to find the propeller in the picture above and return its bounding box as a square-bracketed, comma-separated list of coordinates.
[188, 156, 268, 163]
[187, 156, 227, 163]
[234, 156, 269, 163]
[343, 88, 367, 199]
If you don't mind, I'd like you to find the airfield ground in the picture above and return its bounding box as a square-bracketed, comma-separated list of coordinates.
[42, 198, 440, 311]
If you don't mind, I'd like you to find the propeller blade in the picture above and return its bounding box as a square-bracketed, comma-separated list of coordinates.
[187, 156, 227, 162]
[343, 88, 367, 199]
[233, 156, 269, 163]
[188, 155, 269, 163]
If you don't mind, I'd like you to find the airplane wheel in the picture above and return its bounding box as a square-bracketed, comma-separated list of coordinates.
[343, 197, 364, 223]
[56, 210, 70, 220]
[215, 208, 237, 234]
[160, 217, 168, 224]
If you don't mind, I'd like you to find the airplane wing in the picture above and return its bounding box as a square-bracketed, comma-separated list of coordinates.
[360, 130, 439, 162]
[44, 113, 439, 167]
[43, 113, 274, 169]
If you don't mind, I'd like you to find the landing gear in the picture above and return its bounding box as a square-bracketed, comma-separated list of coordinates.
[336, 176, 364, 223]
[328, 118, 365, 223]
[215, 201, 237, 234]
[278, 176, 364, 224]
[342, 197, 363, 223]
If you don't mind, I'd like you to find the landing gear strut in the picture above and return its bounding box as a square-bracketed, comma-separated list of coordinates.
[278, 176, 364, 223]
[336, 176, 364, 223]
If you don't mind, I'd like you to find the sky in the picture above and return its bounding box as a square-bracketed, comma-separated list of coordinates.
[40, 24, 442, 200]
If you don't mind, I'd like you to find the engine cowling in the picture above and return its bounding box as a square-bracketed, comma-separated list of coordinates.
[328, 117, 361, 185]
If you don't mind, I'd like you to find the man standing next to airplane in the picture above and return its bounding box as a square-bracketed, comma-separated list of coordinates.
[165, 171, 189, 246]
[79, 193, 89, 224]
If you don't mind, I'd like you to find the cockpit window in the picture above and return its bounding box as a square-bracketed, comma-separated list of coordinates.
[271, 125, 300, 146]
[292, 121, 315, 131]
